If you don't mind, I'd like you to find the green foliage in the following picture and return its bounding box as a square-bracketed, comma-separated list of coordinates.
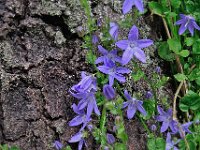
[174, 73, 187, 82]
[147, 136, 165, 150]
[0, 145, 20, 150]
[179, 91, 200, 112]
[158, 42, 175, 61]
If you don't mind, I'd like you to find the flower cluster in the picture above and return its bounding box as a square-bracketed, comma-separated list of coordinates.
[53, 1, 200, 149]
[156, 106, 193, 148]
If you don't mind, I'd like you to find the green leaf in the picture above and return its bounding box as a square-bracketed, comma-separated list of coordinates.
[188, 68, 200, 81]
[179, 91, 200, 112]
[178, 50, 190, 57]
[185, 37, 194, 46]
[167, 38, 181, 53]
[148, 2, 163, 15]
[171, 0, 181, 9]
[143, 100, 155, 120]
[196, 77, 200, 86]
[174, 73, 187, 82]
[147, 137, 165, 150]
[158, 42, 175, 61]
[64, 146, 72, 150]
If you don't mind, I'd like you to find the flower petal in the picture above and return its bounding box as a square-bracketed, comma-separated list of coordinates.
[192, 21, 200, 30]
[134, 0, 144, 13]
[116, 40, 129, 50]
[98, 45, 108, 55]
[175, 19, 185, 25]
[122, 101, 129, 108]
[179, 23, 187, 35]
[161, 121, 169, 132]
[95, 56, 105, 64]
[69, 132, 82, 143]
[137, 101, 147, 116]
[188, 23, 194, 36]
[69, 116, 84, 126]
[124, 90, 132, 101]
[78, 139, 84, 150]
[103, 84, 115, 100]
[97, 66, 110, 74]
[87, 100, 94, 118]
[122, 0, 134, 14]
[114, 74, 126, 83]
[137, 39, 153, 48]
[128, 25, 139, 41]
[116, 67, 131, 74]
[122, 47, 134, 65]
[93, 100, 100, 116]
[109, 75, 115, 86]
[127, 105, 136, 119]
[133, 47, 146, 63]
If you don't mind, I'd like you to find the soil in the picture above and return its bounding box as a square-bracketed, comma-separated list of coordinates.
[0, 0, 172, 150]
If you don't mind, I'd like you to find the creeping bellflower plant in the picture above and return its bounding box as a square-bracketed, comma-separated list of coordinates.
[156, 106, 176, 133]
[116, 25, 153, 65]
[69, 131, 86, 150]
[175, 14, 200, 36]
[97, 61, 130, 86]
[166, 133, 180, 150]
[122, 0, 144, 14]
[122, 90, 146, 119]
[95, 45, 121, 65]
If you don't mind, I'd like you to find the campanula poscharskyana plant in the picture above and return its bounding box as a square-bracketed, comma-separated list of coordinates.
[103, 84, 115, 100]
[97, 61, 130, 86]
[122, 90, 146, 119]
[53, 140, 63, 150]
[116, 25, 153, 65]
[166, 133, 180, 150]
[95, 45, 122, 65]
[122, 0, 144, 14]
[175, 14, 200, 36]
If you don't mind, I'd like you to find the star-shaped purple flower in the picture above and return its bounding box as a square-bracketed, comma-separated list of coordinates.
[69, 131, 86, 150]
[175, 14, 200, 36]
[109, 22, 119, 41]
[97, 61, 130, 86]
[166, 132, 180, 150]
[122, 90, 146, 119]
[95, 45, 122, 65]
[122, 0, 144, 14]
[116, 25, 153, 65]
[156, 106, 176, 133]
[172, 121, 192, 138]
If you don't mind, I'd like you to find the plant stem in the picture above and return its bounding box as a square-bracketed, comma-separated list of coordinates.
[100, 102, 107, 146]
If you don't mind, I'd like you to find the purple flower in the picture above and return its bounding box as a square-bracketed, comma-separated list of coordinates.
[150, 124, 157, 131]
[53, 140, 63, 150]
[145, 91, 153, 99]
[71, 72, 97, 93]
[116, 25, 153, 65]
[166, 133, 180, 150]
[172, 121, 192, 138]
[156, 106, 176, 133]
[92, 34, 99, 44]
[122, 90, 146, 119]
[122, 0, 144, 14]
[175, 14, 200, 36]
[97, 61, 131, 86]
[95, 45, 122, 65]
[155, 66, 161, 74]
[69, 104, 91, 127]
[75, 91, 100, 118]
[69, 132, 86, 150]
[103, 84, 115, 100]
[106, 133, 116, 144]
[109, 22, 119, 41]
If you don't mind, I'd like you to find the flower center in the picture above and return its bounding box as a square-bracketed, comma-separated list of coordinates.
[129, 41, 137, 48]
